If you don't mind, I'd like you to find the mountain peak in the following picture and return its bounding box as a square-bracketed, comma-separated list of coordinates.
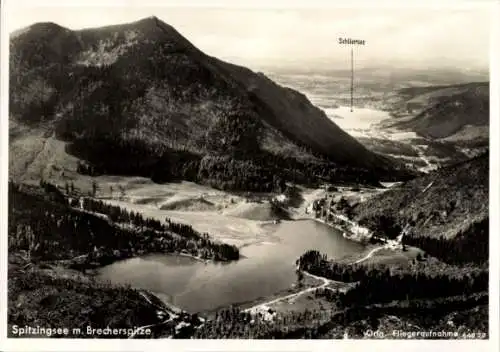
[30, 21, 68, 31]
[123, 16, 199, 53]
[136, 15, 161, 25]
[132, 15, 172, 30]
[11, 21, 70, 39]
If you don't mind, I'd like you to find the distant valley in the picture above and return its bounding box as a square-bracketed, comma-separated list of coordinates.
[267, 71, 489, 173]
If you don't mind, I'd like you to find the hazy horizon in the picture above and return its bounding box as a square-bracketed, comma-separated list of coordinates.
[7, 6, 491, 72]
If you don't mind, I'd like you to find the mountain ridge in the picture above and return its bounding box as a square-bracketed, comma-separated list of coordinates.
[10, 17, 411, 190]
[389, 82, 489, 140]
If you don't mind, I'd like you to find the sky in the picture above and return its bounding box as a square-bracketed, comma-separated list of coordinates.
[5, 2, 492, 71]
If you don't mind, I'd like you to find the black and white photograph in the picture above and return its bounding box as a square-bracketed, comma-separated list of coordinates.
[1, 0, 498, 349]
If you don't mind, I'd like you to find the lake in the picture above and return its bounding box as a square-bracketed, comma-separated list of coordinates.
[97, 219, 365, 313]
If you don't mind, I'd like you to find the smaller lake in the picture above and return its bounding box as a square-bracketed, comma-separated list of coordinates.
[324, 106, 391, 132]
[97, 220, 365, 313]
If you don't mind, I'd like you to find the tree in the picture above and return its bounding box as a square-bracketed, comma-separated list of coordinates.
[119, 185, 126, 199]
[91, 180, 98, 198]
[296, 269, 304, 287]
[337, 197, 350, 211]
[205, 107, 261, 157]
[24, 225, 40, 262]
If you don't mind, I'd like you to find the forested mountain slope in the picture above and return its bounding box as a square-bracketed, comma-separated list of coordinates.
[9, 17, 411, 190]
[352, 151, 488, 242]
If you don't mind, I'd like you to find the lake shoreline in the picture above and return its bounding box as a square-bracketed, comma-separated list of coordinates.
[63, 184, 373, 316]
[95, 218, 366, 314]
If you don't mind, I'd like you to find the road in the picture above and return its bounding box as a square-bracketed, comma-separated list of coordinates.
[352, 246, 385, 264]
[128, 291, 174, 339]
[128, 316, 172, 339]
[414, 144, 438, 173]
[422, 181, 434, 193]
[243, 271, 338, 314]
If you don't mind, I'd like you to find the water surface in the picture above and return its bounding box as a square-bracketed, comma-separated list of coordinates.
[98, 220, 364, 312]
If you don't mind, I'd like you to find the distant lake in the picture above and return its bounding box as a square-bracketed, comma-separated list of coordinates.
[97, 220, 365, 313]
[266, 72, 420, 140]
[325, 106, 392, 133]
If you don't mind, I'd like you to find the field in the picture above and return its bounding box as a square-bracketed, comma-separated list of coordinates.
[9, 130, 285, 249]
[267, 291, 336, 315]
[347, 246, 425, 267]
